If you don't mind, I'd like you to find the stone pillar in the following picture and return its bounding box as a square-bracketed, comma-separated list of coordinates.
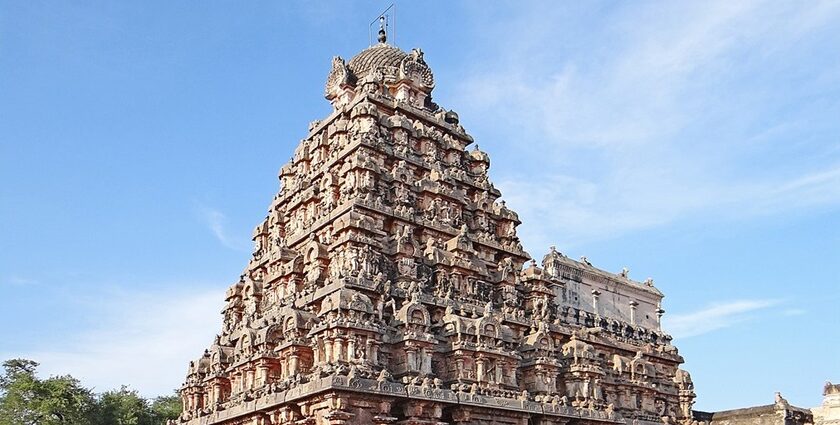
[509, 364, 519, 386]
[324, 339, 334, 364]
[213, 383, 222, 404]
[335, 338, 345, 361]
[347, 337, 356, 361]
[476, 358, 485, 382]
[289, 354, 300, 376]
[494, 360, 503, 383]
[230, 374, 239, 393]
[406, 348, 417, 372]
[421, 348, 432, 374]
[629, 300, 638, 325]
[258, 363, 270, 386]
[246, 368, 255, 389]
[535, 370, 546, 392]
[592, 290, 601, 316]
[656, 304, 665, 330]
[367, 339, 377, 365]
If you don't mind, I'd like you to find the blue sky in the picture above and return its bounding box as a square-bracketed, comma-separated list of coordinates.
[1, 0, 838, 411]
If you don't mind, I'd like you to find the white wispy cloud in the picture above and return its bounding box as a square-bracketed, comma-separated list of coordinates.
[198, 206, 249, 251]
[455, 0, 840, 251]
[664, 299, 781, 338]
[4, 286, 224, 397]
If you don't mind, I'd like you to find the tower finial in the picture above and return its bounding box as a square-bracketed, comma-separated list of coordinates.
[378, 15, 387, 43]
[369, 4, 395, 46]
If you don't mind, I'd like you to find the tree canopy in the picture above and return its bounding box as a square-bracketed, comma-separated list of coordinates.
[0, 359, 180, 425]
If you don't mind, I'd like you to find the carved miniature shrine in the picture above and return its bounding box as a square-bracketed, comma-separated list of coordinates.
[174, 30, 696, 425]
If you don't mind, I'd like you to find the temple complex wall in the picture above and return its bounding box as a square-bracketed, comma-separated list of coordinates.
[704, 406, 813, 425]
[814, 383, 840, 425]
[694, 394, 814, 425]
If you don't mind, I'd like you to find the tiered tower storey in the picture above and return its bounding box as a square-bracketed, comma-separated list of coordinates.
[174, 35, 696, 425]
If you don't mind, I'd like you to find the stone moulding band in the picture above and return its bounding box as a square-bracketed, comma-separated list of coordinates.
[185, 375, 625, 425]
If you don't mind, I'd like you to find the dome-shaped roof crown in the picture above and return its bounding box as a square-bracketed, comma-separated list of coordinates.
[325, 43, 435, 94]
[347, 43, 408, 80]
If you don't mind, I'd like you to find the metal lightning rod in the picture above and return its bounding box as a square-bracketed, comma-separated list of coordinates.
[369, 3, 395, 46]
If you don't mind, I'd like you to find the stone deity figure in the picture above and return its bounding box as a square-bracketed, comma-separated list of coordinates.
[656, 399, 666, 415]
[354, 337, 367, 363]
[540, 295, 550, 318]
[593, 378, 603, 400]
[252, 239, 263, 258]
[504, 222, 516, 237]
[359, 246, 372, 275]
[394, 183, 408, 203]
[674, 368, 693, 390]
[425, 198, 439, 220]
[305, 264, 321, 285]
[497, 257, 513, 281]
[344, 171, 356, 191]
[395, 225, 411, 247]
[361, 170, 374, 190]
[384, 297, 397, 320]
[346, 248, 360, 273]
[375, 298, 384, 321]
[423, 237, 437, 260]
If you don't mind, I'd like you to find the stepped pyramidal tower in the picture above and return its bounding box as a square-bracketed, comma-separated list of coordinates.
[174, 28, 696, 425]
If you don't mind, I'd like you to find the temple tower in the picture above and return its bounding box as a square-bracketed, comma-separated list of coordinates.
[174, 35, 695, 425]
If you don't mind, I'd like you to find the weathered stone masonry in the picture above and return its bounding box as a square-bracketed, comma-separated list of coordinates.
[173, 33, 696, 425]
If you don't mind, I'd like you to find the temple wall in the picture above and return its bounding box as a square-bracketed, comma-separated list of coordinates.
[708, 407, 787, 425]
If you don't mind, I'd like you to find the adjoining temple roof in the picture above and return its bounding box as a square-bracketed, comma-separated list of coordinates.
[542, 247, 665, 297]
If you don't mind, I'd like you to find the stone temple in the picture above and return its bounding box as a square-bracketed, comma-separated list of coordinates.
[173, 30, 696, 425]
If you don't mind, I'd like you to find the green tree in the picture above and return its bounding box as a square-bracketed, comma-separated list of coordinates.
[149, 393, 180, 423]
[0, 359, 98, 425]
[0, 359, 181, 425]
[95, 386, 154, 425]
